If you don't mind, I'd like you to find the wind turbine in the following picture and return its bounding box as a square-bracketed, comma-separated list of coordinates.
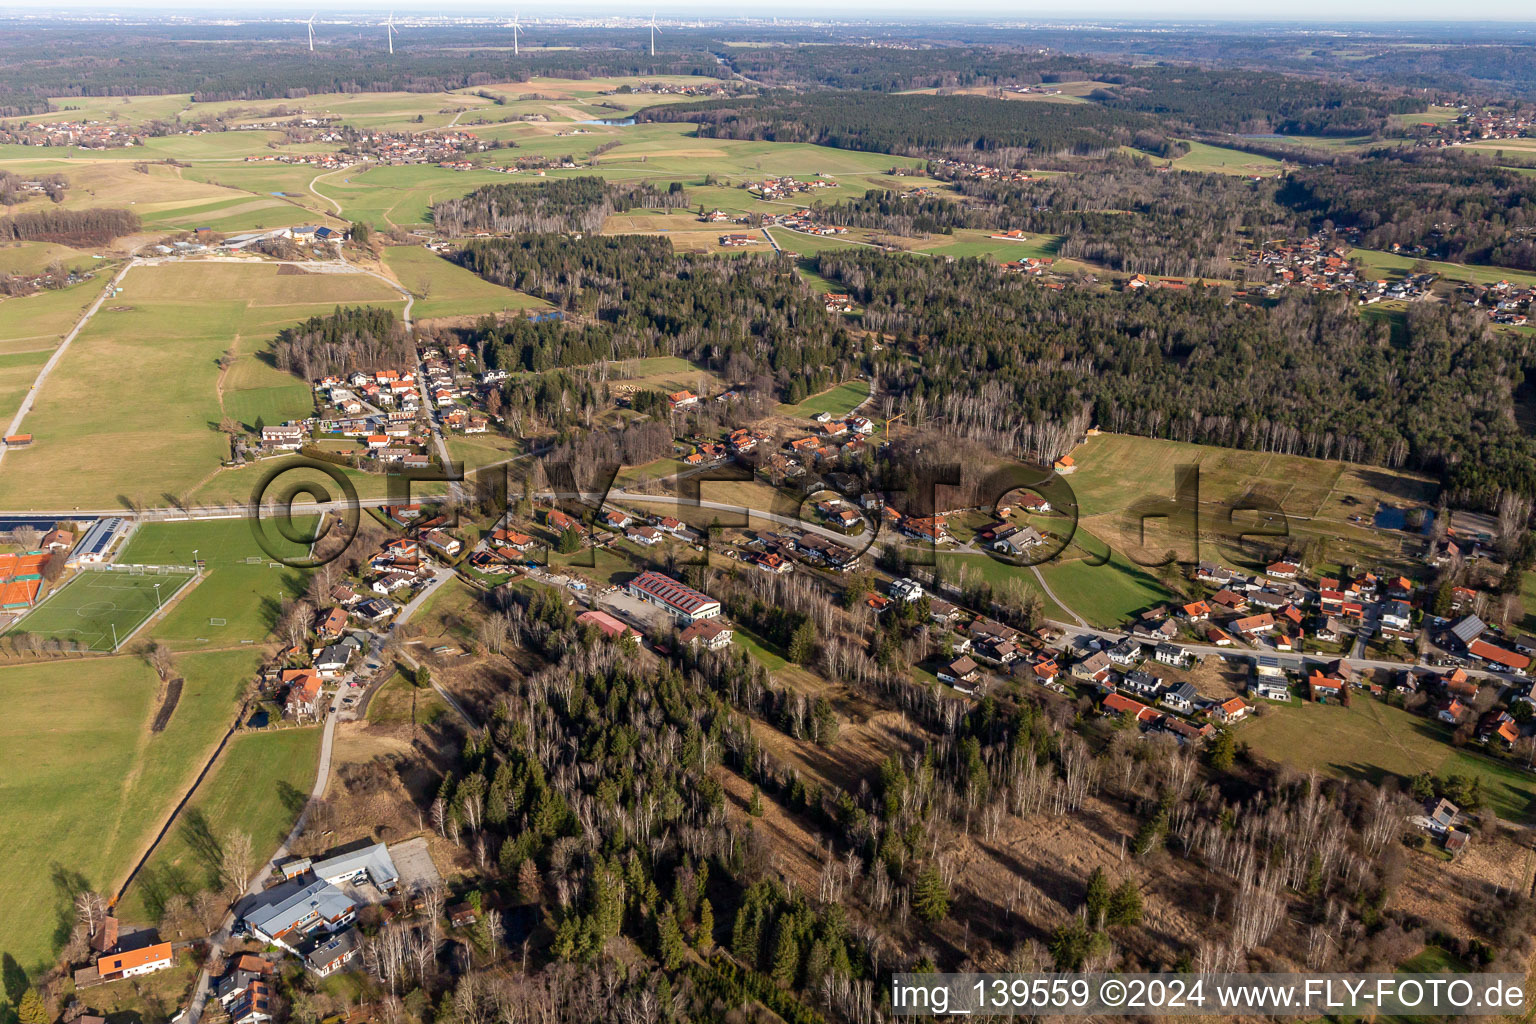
[385, 12, 397, 55]
[648, 12, 660, 57]
[511, 11, 522, 56]
[306, 13, 317, 52]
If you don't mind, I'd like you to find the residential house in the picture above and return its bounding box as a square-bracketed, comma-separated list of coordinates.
[1437, 697, 1469, 725]
[285, 670, 323, 718]
[1380, 600, 1412, 632]
[313, 644, 352, 678]
[1251, 679, 1292, 701]
[97, 943, 174, 982]
[302, 928, 360, 978]
[316, 606, 349, 639]
[627, 525, 662, 546]
[1153, 642, 1189, 667]
[939, 656, 981, 686]
[1232, 613, 1275, 637]
[1106, 639, 1141, 666]
[1123, 669, 1162, 698]
[1478, 710, 1521, 749]
[1212, 697, 1250, 724]
[680, 619, 734, 651]
[1210, 589, 1248, 613]
[1160, 681, 1198, 713]
[1102, 692, 1159, 724]
[1307, 671, 1346, 703]
[1073, 651, 1113, 686]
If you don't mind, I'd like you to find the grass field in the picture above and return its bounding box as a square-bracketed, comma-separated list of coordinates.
[1036, 529, 1174, 628]
[381, 245, 549, 320]
[366, 671, 447, 727]
[5, 569, 196, 651]
[1063, 432, 1439, 576]
[0, 647, 260, 973]
[778, 380, 871, 419]
[1244, 696, 1536, 823]
[0, 279, 101, 423]
[118, 518, 315, 649]
[1164, 140, 1286, 176]
[0, 262, 403, 509]
[118, 725, 323, 923]
[935, 552, 1072, 623]
[909, 229, 1063, 261]
[1349, 246, 1536, 290]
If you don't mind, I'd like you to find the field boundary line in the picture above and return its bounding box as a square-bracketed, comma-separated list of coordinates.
[111, 699, 251, 908]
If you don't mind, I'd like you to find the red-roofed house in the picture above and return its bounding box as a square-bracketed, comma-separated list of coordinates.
[1212, 697, 1250, 724]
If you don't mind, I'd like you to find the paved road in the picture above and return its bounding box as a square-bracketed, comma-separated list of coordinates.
[1040, 618, 1522, 687]
[0, 259, 140, 467]
[182, 562, 448, 1024]
[607, 487, 868, 548]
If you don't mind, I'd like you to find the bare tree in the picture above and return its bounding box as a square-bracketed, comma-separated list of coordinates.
[484, 908, 503, 961]
[143, 640, 176, 682]
[74, 889, 107, 938]
[222, 831, 254, 897]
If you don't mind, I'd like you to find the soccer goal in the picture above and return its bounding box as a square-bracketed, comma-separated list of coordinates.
[128, 565, 146, 575]
[245, 556, 262, 564]
[209, 617, 227, 626]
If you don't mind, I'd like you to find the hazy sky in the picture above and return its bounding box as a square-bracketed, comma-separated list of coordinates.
[11, 0, 1536, 21]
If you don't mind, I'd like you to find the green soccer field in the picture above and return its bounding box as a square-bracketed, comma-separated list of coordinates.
[6, 569, 197, 651]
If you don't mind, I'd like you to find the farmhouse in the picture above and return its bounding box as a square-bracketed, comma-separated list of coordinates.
[627, 571, 722, 624]
[261, 424, 306, 450]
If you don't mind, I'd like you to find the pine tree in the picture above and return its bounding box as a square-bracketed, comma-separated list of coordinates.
[787, 619, 818, 664]
[656, 903, 688, 970]
[16, 989, 48, 1024]
[1432, 578, 1454, 617]
[694, 897, 715, 952]
[748, 785, 764, 817]
[1206, 726, 1237, 772]
[1084, 866, 1111, 927]
[770, 916, 800, 985]
[911, 864, 950, 923]
[1108, 879, 1143, 926]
